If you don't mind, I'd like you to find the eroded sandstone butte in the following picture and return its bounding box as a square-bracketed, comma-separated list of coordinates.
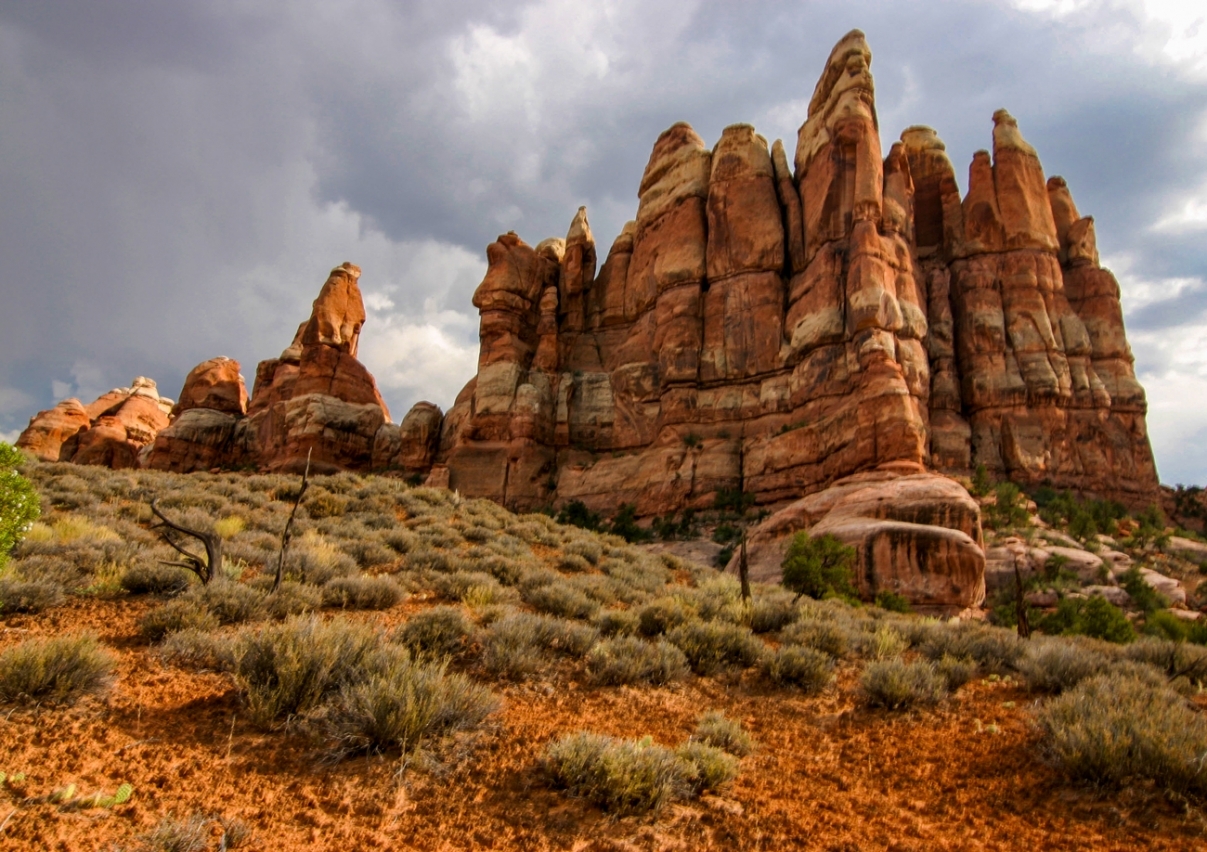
[409, 30, 1155, 524]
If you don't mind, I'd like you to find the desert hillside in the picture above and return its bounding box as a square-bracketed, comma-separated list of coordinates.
[2, 459, 1207, 851]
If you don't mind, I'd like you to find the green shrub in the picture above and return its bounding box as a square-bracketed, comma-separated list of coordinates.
[585, 636, 688, 686]
[556, 500, 602, 532]
[693, 710, 753, 757]
[262, 580, 322, 619]
[326, 646, 499, 757]
[593, 608, 640, 637]
[1036, 673, 1207, 795]
[675, 741, 740, 795]
[0, 633, 114, 705]
[1120, 567, 1169, 615]
[1020, 640, 1093, 692]
[186, 580, 265, 626]
[763, 645, 834, 693]
[874, 590, 912, 613]
[780, 533, 856, 601]
[637, 597, 696, 636]
[397, 606, 476, 657]
[984, 482, 1030, 530]
[231, 616, 378, 728]
[665, 621, 765, 675]
[523, 581, 600, 620]
[750, 596, 799, 633]
[781, 619, 850, 658]
[140, 598, 221, 641]
[918, 622, 1024, 672]
[0, 577, 64, 613]
[157, 628, 236, 671]
[936, 654, 976, 690]
[0, 442, 40, 570]
[120, 563, 194, 595]
[1036, 596, 1136, 644]
[543, 732, 691, 815]
[322, 574, 404, 610]
[1143, 609, 1189, 642]
[860, 659, 947, 710]
[605, 504, 653, 543]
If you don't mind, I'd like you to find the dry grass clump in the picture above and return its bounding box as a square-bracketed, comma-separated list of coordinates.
[157, 628, 236, 671]
[860, 658, 948, 710]
[321, 574, 404, 610]
[431, 571, 513, 607]
[522, 580, 600, 620]
[261, 580, 323, 619]
[1122, 638, 1207, 687]
[139, 812, 210, 852]
[6, 554, 81, 588]
[543, 732, 737, 815]
[917, 622, 1023, 673]
[119, 563, 194, 595]
[750, 595, 799, 634]
[231, 616, 378, 728]
[594, 608, 640, 637]
[327, 645, 499, 758]
[780, 619, 852, 658]
[481, 612, 599, 679]
[285, 533, 358, 585]
[0, 576, 65, 613]
[397, 606, 476, 657]
[763, 645, 834, 693]
[585, 636, 688, 686]
[693, 710, 754, 756]
[665, 621, 766, 675]
[0, 633, 114, 705]
[185, 581, 265, 625]
[564, 538, 602, 565]
[1017, 638, 1117, 694]
[637, 597, 697, 637]
[1036, 672, 1207, 795]
[140, 598, 221, 641]
[936, 654, 977, 690]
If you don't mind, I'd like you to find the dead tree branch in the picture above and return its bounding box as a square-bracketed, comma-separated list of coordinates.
[272, 450, 312, 593]
[150, 498, 223, 585]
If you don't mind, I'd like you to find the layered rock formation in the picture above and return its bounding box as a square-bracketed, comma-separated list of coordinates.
[17, 378, 173, 468]
[429, 29, 1157, 521]
[142, 262, 392, 474]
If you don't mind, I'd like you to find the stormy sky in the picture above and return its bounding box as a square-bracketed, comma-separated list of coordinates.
[1, 0, 1204, 485]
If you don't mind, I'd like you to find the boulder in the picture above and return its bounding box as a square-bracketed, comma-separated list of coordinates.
[731, 471, 985, 613]
[173, 357, 247, 416]
[15, 399, 91, 461]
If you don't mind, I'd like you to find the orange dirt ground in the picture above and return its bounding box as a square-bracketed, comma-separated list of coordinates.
[1, 597, 1205, 852]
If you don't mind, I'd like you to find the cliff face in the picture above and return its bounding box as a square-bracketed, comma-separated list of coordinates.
[425, 30, 1157, 515]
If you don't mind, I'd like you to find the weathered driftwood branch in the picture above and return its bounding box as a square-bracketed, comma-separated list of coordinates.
[150, 497, 223, 585]
[272, 449, 312, 593]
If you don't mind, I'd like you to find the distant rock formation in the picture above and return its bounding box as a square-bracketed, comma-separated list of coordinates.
[17, 378, 173, 468]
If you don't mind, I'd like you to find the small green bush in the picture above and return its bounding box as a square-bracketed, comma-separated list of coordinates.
[397, 606, 476, 657]
[523, 581, 600, 620]
[186, 580, 265, 626]
[585, 636, 688, 686]
[322, 574, 404, 610]
[543, 732, 690, 815]
[1036, 673, 1207, 795]
[780, 619, 850, 658]
[120, 563, 194, 595]
[593, 608, 640, 637]
[693, 710, 753, 757]
[326, 646, 499, 757]
[666, 621, 765, 675]
[637, 597, 697, 636]
[140, 598, 221, 641]
[1120, 567, 1168, 615]
[675, 740, 740, 795]
[874, 590, 912, 613]
[780, 533, 856, 601]
[1017, 638, 1114, 693]
[231, 616, 378, 728]
[0, 442, 40, 570]
[0, 633, 114, 705]
[1036, 596, 1136, 644]
[763, 645, 834, 693]
[1143, 610, 1190, 642]
[860, 659, 947, 710]
[0, 577, 64, 613]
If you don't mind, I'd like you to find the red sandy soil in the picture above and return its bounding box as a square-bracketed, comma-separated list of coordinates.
[1, 597, 1205, 851]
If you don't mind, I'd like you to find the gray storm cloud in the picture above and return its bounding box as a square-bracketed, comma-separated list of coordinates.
[0, 0, 1204, 483]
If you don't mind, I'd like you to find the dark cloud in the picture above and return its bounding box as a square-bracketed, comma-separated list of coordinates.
[0, 0, 1204, 483]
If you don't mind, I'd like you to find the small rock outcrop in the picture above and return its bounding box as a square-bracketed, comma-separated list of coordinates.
[143, 358, 249, 472]
[17, 378, 173, 468]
